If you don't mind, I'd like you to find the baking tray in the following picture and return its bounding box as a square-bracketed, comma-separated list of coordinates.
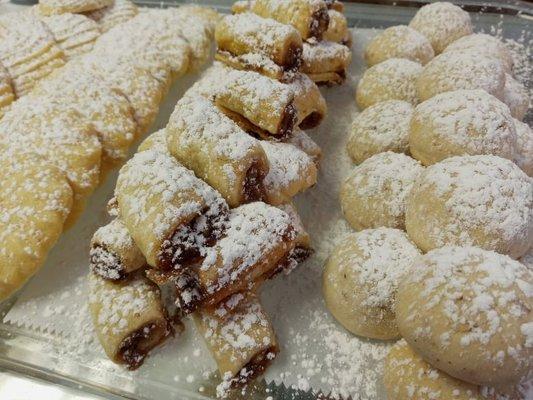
[0, 1, 531, 400]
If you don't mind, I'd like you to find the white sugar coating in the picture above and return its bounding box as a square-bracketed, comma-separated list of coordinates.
[200, 202, 294, 294]
[38, 0, 113, 15]
[301, 40, 352, 73]
[409, 2, 473, 54]
[364, 25, 434, 66]
[514, 119, 533, 177]
[92, 219, 137, 255]
[409, 89, 517, 165]
[356, 58, 422, 109]
[406, 155, 533, 259]
[396, 246, 532, 386]
[416, 50, 506, 102]
[86, 0, 138, 33]
[443, 33, 514, 73]
[503, 74, 530, 121]
[521, 248, 533, 270]
[340, 152, 424, 231]
[286, 128, 322, 162]
[347, 100, 414, 164]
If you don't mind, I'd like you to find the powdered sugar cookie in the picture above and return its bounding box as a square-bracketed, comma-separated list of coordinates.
[396, 246, 532, 386]
[514, 119, 533, 177]
[340, 152, 424, 231]
[417, 51, 506, 102]
[443, 33, 514, 73]
[85, 0, 138, 33]
[174, 4, 220, 36]
[365, 25, 434, 66]
[0, 62, 14, 118]
[409, 89, 517, 165]
[520, 248, 533, 270]
[384, 339, 485, 400]
[405, 155, 532, 259]
[347, 100, 414, 164]
[38, 0, 112, 15]
[409, 2, 473, 54]
[0, 150, 73, 301]
[502, 74, 529, 121]
[323, 228, 421, 340]
[356, 58, 422, 109]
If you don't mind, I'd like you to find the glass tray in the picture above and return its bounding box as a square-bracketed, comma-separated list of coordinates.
[0, 1, 531, 400]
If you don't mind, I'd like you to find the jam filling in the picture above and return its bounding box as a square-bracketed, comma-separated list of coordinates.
[309, 6, 330, 41]
[89, 245, 127, 281]
[243, 161, 267, 203]
[277, 103, 298, 139]
[229, 347, 279, 389]
[284, 43, 303, 72]
[299, 110, 323, 130]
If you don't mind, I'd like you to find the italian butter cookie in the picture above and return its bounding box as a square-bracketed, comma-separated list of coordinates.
[416, 50, 506, 102]
[405, 155, 533, 259]
[364, 25, 434, 66]
[409, 89, 517, 166]
[340, 152, 424, 231]
[85, 0, 138, 33]
[396, 246, 533, 387]
[322, 228, 421, 340]
[443, 33, 514, 73]
[356, 58, 422, 109]
[514, 119, 533, 177]
[384, 339, 485, 400]
[38, 0, 112, 15]
[0, 150, 73, 301]
[502, 74, 529, 121]
[0, 62, 14, 118]
[409, 2, 473, 54]
[347, 100, 414, 164]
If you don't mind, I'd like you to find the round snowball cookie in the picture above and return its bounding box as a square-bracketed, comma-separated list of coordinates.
[405, 155, 533, 259]
[416, 51, 506, 102]
[520, 248, 533, 270]
[355, 58, 422, 109]
[322, 228, 420, 340]
[346, 100, 414, 164]
[384, 339, 485, 400]
[396, 246, 533, 387]
[409, 89, 517, 166]
[503, 74, 529, 121]
[409, 2, 473, 54]
[340, 152, 424, 231]
[443, 33, 514, 73]
[514, 119, 533, 177]
[364, 25, 434, 66]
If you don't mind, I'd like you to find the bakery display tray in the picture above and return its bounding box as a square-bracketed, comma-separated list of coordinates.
[0, 1, 531, 400]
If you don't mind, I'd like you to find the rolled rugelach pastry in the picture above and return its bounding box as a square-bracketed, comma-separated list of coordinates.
[323, 9, 350, 45]
[88, 272, 172, 369]
[215, 13, 303, 78]
[193, 292, 278, 390]
[166, 95, 269, 207]
[231, 0, 250, 13]
[246, 0, 330, 41]
[286, 129, 322, 164]
[213, 68, 298, 139]
[90, 219, 146, 281]
[287, 73, 327, 129]
[301, 40, 352, 85]
[175, 202, 297, 313]
[260, 141, 318, 205]
[325, 0, 344, 12]
[115, 149, 229, 271]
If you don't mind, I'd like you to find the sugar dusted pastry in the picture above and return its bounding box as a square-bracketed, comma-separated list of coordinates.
[301, 40, 352, 86]
[194, 292, 278, 392]
[167, 95, 269, 207]
[137, 128, 168, 154]
[0, 63, 14, 118]
[347, 100, 414, 164]
[514, 119, 533, 177]
[396, 246, 532, 387]
[175, 202, 297, 312]
[409, 90, 517, 166]
[340, 152, 424, 231]
[416, 51, 506, 102]
[0, 13, 66, 97]
[276, 202, 312, 268]
[409, 2, 473, 54]
[38, 0, 112, 15]
[246, 0, 329, 40]
[0, 96, 102, 226]
[356, 58, 422, 109]
[502, 74, 529, 121]
[85, 0, 138, 33]
[115, 150, 229, 271]
[39, 13, 100, 59]
[88, 272, 172, 369]
[286, 129, 322, 164]
[384, 340, 485, 400]
[325, 0, 344, 12]
[0, 151, 73, 301]
[323, 229, 420, 340]
[287, 73, 327, 129]
[215, 13, 303, 79]
[90, 219, 146, 281]
[173, 4, 221, 35]
[260, 141, 318, 205]
[406, 155, 532, 259]
[323, 10, 350, 45]
[364, 25, 434, 66]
